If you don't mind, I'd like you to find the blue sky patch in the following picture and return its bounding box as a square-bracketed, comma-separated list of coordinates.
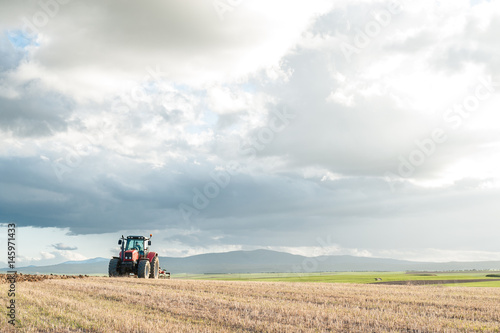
[470, 0, 491, 5]
[5, 29, 39, 49]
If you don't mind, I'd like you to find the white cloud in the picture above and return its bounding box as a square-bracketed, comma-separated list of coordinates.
[40, 251, 55, 260]
[52, 243, 77, 251]
[158, 244, 243, 258]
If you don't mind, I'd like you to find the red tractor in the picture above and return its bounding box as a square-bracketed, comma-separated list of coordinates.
[108, 234, 160, 279]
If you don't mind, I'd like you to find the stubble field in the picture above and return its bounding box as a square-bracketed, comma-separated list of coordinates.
[2, 277, 500, 332]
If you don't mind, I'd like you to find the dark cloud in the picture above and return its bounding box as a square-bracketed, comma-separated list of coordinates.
[0, 90, 71, 137]
[1, 153, 499, 253]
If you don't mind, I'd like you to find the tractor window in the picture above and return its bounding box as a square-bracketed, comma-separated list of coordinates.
[125, 239, 144, 251]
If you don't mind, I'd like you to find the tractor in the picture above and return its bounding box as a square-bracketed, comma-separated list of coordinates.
[108, 234, 160, 279]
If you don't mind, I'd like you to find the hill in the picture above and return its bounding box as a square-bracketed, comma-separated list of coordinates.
[2, 250, 500, 275]
[160, 250, 500, 274]
[62, 257, 109, 265]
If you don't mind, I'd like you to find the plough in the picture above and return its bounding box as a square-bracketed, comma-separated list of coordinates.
[159, 267, 171, 279]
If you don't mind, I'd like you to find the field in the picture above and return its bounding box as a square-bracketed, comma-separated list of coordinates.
[178, 271, 500, 287]
[2, 275, 500, 332]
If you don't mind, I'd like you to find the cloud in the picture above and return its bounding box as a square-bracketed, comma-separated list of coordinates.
[18, 249, 87, 266]
[1, 0, 500, 264]
[40, 251, 55, 260]
[52, 243, 77, 251]
[250, 0, 500, 183]
[0, 90, 71, 137]
[1, 0, 332, 102]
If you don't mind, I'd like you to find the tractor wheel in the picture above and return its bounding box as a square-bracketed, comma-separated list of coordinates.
[149, 256, 159, 279]
[108, 259, 120, 277]
[138, 260, 150, 279]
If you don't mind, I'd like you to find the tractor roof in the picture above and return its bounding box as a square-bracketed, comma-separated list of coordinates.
[126, 235, 148, 240]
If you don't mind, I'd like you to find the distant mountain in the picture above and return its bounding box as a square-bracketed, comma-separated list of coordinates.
[2, 250, 500, 275]
[161, 249, 307, 274]
[159, 250, 500, 274]
[0, 261, 109, 275]
[63, 257, 109, 265]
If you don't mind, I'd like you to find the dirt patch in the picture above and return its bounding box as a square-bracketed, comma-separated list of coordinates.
[0, 273, 90, 283]
[373, 279, 500, 285]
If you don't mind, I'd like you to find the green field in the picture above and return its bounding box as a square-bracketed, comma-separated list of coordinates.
[443, 281, 500, 287]
[173, 271, 500, 287]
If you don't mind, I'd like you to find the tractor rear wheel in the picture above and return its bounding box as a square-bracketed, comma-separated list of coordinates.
[108, 259, 120, 277]
[149, 256, 159, 279]
[138, 260, 150, 279]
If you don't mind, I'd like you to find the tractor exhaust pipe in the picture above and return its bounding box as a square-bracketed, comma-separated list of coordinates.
[120, 235, 125, 261]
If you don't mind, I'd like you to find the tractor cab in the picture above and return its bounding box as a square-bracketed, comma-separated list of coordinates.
[119, 235, 151, 259]
[124, 237, 148, 256]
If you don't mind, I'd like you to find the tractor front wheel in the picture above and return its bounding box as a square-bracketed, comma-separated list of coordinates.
[150, 256, 159, 279]
[138, 260, 150, 279]
[108, 259, 120, 277]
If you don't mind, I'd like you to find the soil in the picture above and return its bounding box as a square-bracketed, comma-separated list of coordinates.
[0, 273, 90, 283]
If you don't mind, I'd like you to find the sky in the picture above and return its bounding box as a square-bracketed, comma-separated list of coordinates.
[1, 0, 500, 267]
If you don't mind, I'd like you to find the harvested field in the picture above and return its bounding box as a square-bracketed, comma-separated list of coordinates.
[375, 278, 500, 285]
[2, 277, 500, 332]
